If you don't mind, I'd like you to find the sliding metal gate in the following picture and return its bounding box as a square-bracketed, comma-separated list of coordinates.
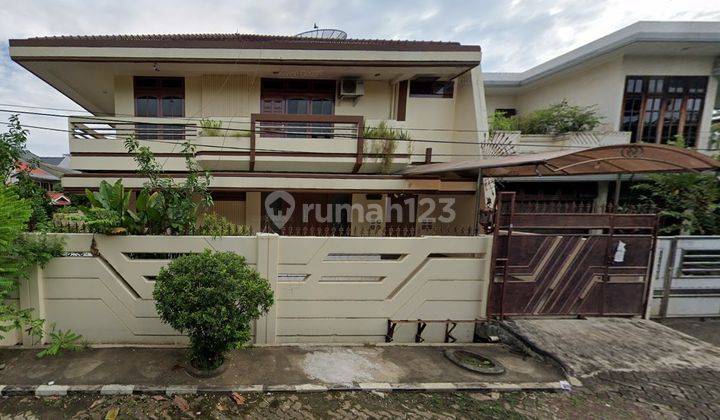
[488, 192, 658, 318]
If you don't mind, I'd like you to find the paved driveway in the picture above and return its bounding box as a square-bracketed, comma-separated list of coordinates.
[502, 317, 720, 418]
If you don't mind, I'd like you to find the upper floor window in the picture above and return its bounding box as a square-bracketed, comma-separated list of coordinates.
[409, 78, 454, 98]
[620, 76, 707, 147]
[260, 79, 336, 138]
[260, 78, 336, 115]
[134, 77, 185, 118]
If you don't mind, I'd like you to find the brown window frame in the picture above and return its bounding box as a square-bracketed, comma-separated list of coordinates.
[133, 76, 186, 140]
[620, 75, 707, 147]
[260, 78, 336, 115]
[409, 79, 454, 98]
[133, 76, 185, 117]
[259, 78, 338, 139]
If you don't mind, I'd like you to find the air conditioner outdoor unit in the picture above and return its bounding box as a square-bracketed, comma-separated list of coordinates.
[339, 78, 364, 97]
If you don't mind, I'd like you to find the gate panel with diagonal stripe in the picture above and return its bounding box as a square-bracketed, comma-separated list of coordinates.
[488, 192, 658, 318]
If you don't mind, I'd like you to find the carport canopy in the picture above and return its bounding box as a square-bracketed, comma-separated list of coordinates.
[400, 144, 720, 178]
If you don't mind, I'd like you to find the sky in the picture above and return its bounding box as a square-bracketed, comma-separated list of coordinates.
[0, 0, 718, 156]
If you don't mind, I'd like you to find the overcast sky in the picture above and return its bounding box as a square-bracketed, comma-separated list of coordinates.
[0, 0, 718, 156]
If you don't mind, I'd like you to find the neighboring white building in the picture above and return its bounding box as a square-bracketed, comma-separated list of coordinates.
[485, 21, 720, 151]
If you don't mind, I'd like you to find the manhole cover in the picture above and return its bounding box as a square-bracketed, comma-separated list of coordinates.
[444, 349, 506, 375]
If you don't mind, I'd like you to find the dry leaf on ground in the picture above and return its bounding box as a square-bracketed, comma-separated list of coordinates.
[173, 395, 190, 412]
[230, 392, 246, 406]
[104, 407, 119, 420]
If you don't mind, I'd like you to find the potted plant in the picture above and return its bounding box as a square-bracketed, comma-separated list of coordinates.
[153, 250, 274, 376]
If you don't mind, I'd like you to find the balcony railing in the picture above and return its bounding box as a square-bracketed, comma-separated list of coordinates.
[251, 113, 363, 139]
[250, 113, 364, 171]
[69, 116, 197, 141]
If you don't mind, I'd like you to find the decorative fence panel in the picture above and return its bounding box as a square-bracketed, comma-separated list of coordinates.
[650, 236, 720, 318]
[6, 233, 492, 346]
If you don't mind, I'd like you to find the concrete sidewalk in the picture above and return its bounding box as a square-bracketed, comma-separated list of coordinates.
[0, 344, 565, 395]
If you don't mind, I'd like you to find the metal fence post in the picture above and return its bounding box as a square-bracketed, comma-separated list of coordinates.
[658, 237, 678, 320]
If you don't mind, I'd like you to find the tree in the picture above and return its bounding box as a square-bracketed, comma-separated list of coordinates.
[632, 172, 720, 235]
[153, 250, 274, 371]
[0, 114, 53, 229]
[0, 116, 71, 353]
[0, 186, 50, 343]
[0, 114, 27, 180]
[631, 137, 720, 235]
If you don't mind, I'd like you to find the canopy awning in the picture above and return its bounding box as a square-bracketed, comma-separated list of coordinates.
[400, 144, 720, 178]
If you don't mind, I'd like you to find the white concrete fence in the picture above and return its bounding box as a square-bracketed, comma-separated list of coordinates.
[650, 236, 720, 318]
[2, 233, 492, 346]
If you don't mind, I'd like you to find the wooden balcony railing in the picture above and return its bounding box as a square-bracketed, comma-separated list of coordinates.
[69, 114, 377, 172]
[69, 116, 197, 141]
[250, 113, 365, 171]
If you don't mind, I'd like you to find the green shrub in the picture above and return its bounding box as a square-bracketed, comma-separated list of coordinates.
[10, 172, 54, 230]
[632, 171, 720, 235]
[488, 111, 519, 133]
[517, 100, 602, 135]
[125, 137, 212, 235]
[363, 121, 412, 174]
[82, 180, 138, 234]
[198, 118, 223, 137]
[196, 213, 252, 237]
[36, 324, 82, 358]
[153, 250, 274, 370]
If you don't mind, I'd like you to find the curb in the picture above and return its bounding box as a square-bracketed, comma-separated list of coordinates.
[492, 320, 584, 388]
[0, 381, 567, 397]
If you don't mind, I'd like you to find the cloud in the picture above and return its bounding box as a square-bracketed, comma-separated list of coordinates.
[0, 0, 718, 155]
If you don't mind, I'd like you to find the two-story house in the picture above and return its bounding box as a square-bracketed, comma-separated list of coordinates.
[9, 31, 487, 234]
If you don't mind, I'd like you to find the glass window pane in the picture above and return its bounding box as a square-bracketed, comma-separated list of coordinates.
[287, 99, 309, 114]
[311, 99, 333, 115]
[135, 96, 158, 117]
[162, 96, 184, 117]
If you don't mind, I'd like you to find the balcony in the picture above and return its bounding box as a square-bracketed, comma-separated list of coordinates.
[482, 131, 632, 157]
[68, 114, 468, 174]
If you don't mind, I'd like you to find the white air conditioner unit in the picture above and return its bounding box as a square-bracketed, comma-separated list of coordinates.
[339, 78, 364, 98]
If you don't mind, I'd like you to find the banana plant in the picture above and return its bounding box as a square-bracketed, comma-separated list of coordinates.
[84, 180, 140, 234]
[135, 188, 168, 234]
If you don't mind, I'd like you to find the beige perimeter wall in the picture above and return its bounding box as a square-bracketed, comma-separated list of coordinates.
[5, 233, 492, 346]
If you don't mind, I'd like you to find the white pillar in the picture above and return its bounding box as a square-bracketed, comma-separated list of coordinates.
[18, 266, 47, 346]
[254, 233, 278, 344]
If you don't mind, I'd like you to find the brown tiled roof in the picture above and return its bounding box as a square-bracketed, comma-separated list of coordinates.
[9, 33, 481, 52]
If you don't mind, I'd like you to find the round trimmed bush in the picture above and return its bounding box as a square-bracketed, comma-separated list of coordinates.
[153, 250, 274, 370]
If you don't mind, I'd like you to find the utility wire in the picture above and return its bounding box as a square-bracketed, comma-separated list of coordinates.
[2, 101, 719, 137]
[0, 107, 671, 151]
[19, 123, 516, 158]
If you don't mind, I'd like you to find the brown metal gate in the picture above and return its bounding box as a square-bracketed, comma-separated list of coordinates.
[488, 192, 658, 318]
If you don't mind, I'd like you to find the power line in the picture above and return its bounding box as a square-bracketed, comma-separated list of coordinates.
[0, 102, 494, 133]
[0, 107, 631, 150]
[19, 123, 514, 158]
[3, 107, 718, 152]
[2, 101, 718, 137]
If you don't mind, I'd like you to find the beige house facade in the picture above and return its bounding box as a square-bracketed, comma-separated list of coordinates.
[8, 21, 720, 231]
